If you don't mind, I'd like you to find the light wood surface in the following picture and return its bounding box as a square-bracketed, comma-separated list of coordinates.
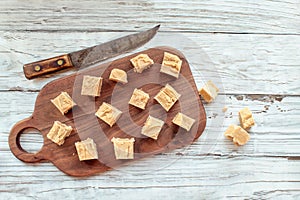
[0, 0, 299, 199]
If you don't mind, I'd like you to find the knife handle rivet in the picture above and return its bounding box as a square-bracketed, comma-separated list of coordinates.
[34, 65, 41, 72]
[57, 59, 64, 66]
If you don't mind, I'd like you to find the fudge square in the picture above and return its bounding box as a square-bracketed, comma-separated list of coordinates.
[172, 112, 195, 131]
[128, 88, 150, 110]
[198, 80, 219, 103]
[81, 75, 103, 97]
[109, 68, 128, 84]
[111, 137, 135, 159]
[160, 52, 182, 78]
[224, 124, 250, 146]
[130, 53, 154, 73]
[75, 138, 98, 161]
[239, 107, 255, 130]
[95, 102, 122, 127]
[47, 121, 73, 146]
[141, 115, 164, 140]
[51, 92, 77, 115]
[154, 84, 181, 112]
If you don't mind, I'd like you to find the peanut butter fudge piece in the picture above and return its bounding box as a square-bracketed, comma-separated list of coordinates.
[224, 125, 250, 146]
[75, 138, 98, 161]
[239, 107, 255, 130]
[172, 112, 195, 131]
[81, 75, 103, 97]
[51, 92, 77, 115]
[198, 80, 219, 103]
[111, 137, 135, 159]
[47, 121, 73, 146]
[128, 88, 150, 110]
[154, 84, 181, 112]
[160, 52, 182, 78]
[141, 116, 164, 140]
[109, 68, 128, 84]
[95, 102, 122, 127]
[222, 106, 228, 113]
[130, 54, 154, 73]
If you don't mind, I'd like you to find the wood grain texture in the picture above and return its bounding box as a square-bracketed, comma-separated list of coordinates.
[23, 54, 73, 79]
[0, 156, 299, 199]
[0, 31, 300, 94]
[0, 0, 299, 34]
[1, 93, 300, 198]
[1, 0, 300, 199]
[2, 92, 300, 157]
[9, 47, 206, 176]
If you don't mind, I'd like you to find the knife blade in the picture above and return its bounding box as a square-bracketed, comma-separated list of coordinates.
[23, 25, 160, 79]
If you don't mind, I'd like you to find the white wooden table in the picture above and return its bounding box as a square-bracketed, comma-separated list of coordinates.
[1, 0, 300, 199]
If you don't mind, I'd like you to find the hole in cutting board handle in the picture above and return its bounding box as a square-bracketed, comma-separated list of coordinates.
[9, 117, 45, 163]
[19, 128, 44, 154]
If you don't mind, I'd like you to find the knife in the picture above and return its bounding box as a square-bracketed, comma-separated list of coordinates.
[23, 25, 160, 79]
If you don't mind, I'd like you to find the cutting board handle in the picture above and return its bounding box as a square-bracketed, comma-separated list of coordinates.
[9, 117, 45, 163]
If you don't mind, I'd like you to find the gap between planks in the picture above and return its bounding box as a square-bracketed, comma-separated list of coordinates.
[3, 29, 300, 36]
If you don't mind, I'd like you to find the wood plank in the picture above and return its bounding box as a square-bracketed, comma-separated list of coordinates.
[2, 92, 300, 157]
[0, 155, 299, 199]
[0, 31, 300, 94]
[0, 0, 299, 34]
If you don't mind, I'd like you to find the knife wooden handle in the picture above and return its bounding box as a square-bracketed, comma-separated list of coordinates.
[23, 54, 74, 79]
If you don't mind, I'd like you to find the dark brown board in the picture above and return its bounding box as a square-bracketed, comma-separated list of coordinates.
[9, 46, 206, 177]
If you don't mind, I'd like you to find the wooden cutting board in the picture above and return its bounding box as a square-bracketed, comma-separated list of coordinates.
[9, 46, 206, 177]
